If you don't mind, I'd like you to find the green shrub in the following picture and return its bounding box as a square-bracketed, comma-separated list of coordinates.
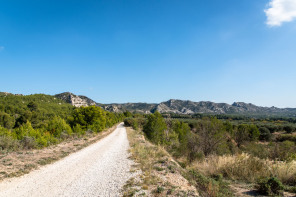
[60, 131, 70, 139]
[20, 136, 37, 149]
[234, 124, 260, 147]
[0, 125, 13, 137]
[73, 124, 85, 136]
[0, 135, 19, 151]
[187, 169, 233, 197]
[171, 120, 190, 144]
[269, 140, 296, 161]
[124, 117, 146, 131]
[187, 133, 203, 162]
[286, 186, 296, 193]
[259, 127, 272, 141]
[277, 134, 296, 143]
[89, 120, 105, 133]
[284, 125, 295, 134]
[0, 111, 15, 129]
[242, 142, 269, 159]
[72, 106, 106, 130]
[124, 118, 133, 126]
[13, 121, 42, 140]
[156, 186, 164, 193]
[256, 176, 284, 196]
[143, 112, 167, 144]
[248, 124, 260, 141]
[36, 136, 48, 147]
[47, 116, 72, 137]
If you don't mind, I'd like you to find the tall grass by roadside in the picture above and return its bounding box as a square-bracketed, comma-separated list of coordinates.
[193, 153, 296, 185]
[124, 127, 199, 197]
[124, 127, 169, 195]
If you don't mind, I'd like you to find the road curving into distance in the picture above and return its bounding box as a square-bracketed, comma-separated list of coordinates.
[0, 123, 134, 197]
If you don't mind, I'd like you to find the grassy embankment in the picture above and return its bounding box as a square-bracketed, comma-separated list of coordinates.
[123, 127, 198, 197]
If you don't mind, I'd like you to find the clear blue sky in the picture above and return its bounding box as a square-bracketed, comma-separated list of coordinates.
[0, 0, 295, 107]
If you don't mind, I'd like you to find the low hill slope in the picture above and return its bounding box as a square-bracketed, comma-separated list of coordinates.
[0, 92, 73, 121]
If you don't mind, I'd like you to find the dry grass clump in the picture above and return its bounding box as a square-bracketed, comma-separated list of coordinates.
[130, 141, 168, 174]
[194, 153, 296, 185]
[271, 160, 296, 185]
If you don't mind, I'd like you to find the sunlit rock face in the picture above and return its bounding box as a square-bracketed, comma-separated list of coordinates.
[55, 92, 96, 107]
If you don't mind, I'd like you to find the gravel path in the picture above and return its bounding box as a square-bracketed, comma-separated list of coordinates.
[0, 123, 134, 197]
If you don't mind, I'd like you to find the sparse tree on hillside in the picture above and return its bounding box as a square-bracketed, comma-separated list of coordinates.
[234, 124, 249, 147]
[197, 118, 227, 156]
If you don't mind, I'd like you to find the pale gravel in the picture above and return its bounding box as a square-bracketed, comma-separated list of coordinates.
[0, 123, 134, 197]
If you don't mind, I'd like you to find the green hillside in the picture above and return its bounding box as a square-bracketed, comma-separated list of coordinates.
[0, 93, 124, 150]
[0, 93, 74, 128]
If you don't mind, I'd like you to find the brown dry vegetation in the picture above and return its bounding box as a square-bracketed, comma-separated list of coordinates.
[0, 125, 117, 181]
[192, 153, 296, 196]
[193, 153, 296, 185]
[123, 127, 199, 197]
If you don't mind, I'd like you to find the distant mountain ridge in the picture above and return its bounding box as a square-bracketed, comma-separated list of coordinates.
[2, 92, 294, 117]
[53, 92, 296, 117]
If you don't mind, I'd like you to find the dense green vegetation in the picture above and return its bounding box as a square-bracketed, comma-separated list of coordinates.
[125, 112, 296, 196]
[0, 93, 124, 151]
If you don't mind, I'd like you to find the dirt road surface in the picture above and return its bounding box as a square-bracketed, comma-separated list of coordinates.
[0, 123, 133, 197]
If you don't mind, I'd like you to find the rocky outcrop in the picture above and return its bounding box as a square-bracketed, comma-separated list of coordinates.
[55, 92, 96, 107]
[0, 92, 23, 96]
[100, 103, 157, 114]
